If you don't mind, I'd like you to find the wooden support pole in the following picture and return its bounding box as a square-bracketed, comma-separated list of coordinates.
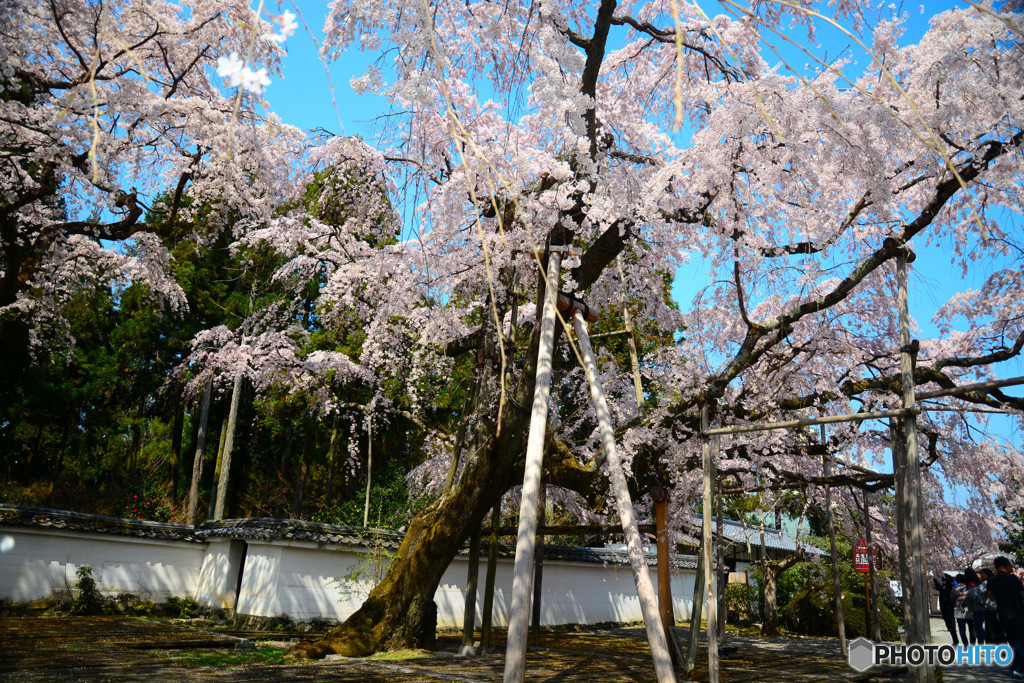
[503, 250, 561, 683]
[363, 416, 373, 527]
[865, 490, 882, 642]
[213, 372, 243, 521]
[460, 525, 482, 655]
[481, 505, 500, 650]
[701, 402, 720, 683]
[530, 484, 546, 646]
[891, 418, 914, 637]
[716, 480, 726, 642]
[917, 375, 1024, 399]
[574, 311, 676, 682]
[896, 248, 933, 683]
[616, 257, 646, 420]
[821, 424, 847, 656]
[684, 541, 705, 676]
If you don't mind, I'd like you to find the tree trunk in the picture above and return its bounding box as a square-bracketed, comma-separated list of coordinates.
[292, 434, 309, 520]
[762, 565, 781, 637]
[274, 437, 292, 519]
[170, 404, 184, 496]
[325, 414, 340, 503]
[213, 372, 244, 520]
[761, 551, 804, 637]
[207, 402, 229, 520]
[289, 268, 557, 660]
[186, 378, 212, 526]
[481, 504, 500, 649]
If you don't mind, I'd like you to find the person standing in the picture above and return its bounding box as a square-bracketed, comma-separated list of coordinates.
[980, 567, 1006, 644]
[955, 570, 979, 645]
[986, 556, 1024, 678]
[935, 573, 960, 646]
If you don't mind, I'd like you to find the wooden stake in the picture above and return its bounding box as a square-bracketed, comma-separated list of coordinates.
[573, 311, 676, 682]
[502, 250, 561, 683]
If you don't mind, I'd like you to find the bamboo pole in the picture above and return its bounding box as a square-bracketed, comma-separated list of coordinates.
[187, 377, 213, 527]
[701, 402, 720, 683]
[573, 310, 675, 682]
[895, 249, 933, 683]
[821, 424, 847, 656]
[213, 372, 244, 520]
[502, 250, 561, 683]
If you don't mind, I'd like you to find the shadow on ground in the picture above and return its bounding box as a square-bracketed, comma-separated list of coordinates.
[0, 616, 1013, 681]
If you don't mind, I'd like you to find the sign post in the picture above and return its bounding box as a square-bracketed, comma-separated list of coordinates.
[855, 540, 871, 636]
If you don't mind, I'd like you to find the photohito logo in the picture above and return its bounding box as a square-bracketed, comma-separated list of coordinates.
[847, 637, 1013, 672]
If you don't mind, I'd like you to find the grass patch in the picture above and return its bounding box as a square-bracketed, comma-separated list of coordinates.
[162, 645, 287, 668]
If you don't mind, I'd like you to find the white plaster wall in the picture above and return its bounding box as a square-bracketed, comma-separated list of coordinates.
[194, 539, 246, 610]
[0, 527, 204, 603]
[0, 525, 703, 630]
[239, 541, 373, 622]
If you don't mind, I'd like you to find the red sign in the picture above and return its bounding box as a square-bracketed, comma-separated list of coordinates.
[854, 540, 871, 573]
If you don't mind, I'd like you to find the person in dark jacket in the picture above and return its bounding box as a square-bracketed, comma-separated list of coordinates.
[935, 573, 959, 646]
[980, 567, 1006, 644]
[987, 556, 1024, 678]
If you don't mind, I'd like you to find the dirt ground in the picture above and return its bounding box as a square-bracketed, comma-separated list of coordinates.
[0, 615, 1011, 682]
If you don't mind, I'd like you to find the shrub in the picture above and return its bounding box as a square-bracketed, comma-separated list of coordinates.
[725, 582, 759, 624]
[68, 566, 105, 615]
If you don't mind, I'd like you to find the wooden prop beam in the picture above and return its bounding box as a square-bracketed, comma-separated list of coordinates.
[701, 402, 720, 683]
[684, 540, 706, 676]
[574, 310, 676, 682]
[503, 250, 562, 683]
[821, 424, 847, 656]
[895, 248, 934, 683]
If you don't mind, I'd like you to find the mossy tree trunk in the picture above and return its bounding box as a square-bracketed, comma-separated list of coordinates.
[288, 260, 612, 659]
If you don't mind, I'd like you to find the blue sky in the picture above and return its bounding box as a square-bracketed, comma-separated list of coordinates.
[258, 1, 1023, 459]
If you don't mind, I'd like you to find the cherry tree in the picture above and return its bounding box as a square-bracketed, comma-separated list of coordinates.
[247, 0, 1024, 658]
[0, 0, 306, 384]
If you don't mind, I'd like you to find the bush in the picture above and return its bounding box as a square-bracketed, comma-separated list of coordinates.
[725, 582, 759, 624]
[68, 566, 105, 615]
[165, 596, 204, 619]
